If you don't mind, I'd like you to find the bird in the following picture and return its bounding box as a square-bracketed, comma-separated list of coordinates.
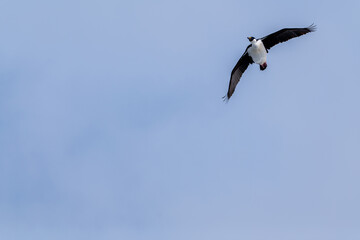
[224, 24, 316, 101]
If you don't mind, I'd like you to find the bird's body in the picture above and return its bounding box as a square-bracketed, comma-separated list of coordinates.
[247, 39, 267, 66]
[224, 24, 316, 100]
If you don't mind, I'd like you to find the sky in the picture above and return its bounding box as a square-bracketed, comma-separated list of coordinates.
[1, 0, 360, 239]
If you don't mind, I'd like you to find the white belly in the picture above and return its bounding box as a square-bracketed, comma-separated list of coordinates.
[248, 40, 267, 64]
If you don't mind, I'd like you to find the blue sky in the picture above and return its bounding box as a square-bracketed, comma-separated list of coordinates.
[1, 0, 360, 239]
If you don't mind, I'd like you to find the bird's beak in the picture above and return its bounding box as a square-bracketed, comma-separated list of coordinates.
[247, 37, 251, 40]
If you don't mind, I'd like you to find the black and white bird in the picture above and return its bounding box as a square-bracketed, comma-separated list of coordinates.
[224, 24, 316, 100]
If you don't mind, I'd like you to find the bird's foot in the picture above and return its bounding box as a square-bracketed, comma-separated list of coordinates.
[260, 62, 267, 71]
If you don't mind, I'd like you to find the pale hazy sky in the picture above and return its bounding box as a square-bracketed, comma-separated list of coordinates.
[1, 0, 360, 239]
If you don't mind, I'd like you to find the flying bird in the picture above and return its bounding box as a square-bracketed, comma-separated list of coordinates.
[224, 24, 316, 100]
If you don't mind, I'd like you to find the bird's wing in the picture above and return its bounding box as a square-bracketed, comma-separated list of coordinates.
[261, 24, 316, 50]
[224, 47, 253, 100]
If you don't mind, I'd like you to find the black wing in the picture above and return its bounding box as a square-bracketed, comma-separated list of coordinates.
[261, 24, 316, 50]
[224, 46, 253, 100]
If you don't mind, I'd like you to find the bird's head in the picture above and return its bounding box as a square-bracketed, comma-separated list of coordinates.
[247, 36, 256, 42]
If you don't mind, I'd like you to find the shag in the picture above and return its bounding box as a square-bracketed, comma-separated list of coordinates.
[224, 24, 316, 100]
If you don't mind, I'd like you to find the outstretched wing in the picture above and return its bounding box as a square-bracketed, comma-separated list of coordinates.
[261, 24, 316, 50]
[224, 47, 253, 100]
